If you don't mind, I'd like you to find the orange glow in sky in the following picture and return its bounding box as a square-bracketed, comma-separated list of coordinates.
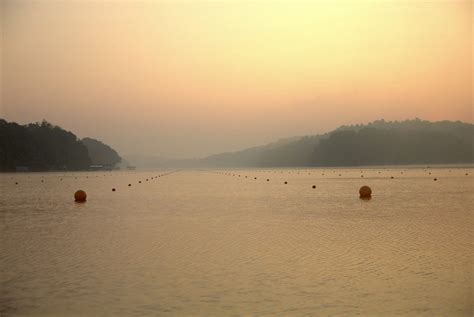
[1, 0, 472, 157]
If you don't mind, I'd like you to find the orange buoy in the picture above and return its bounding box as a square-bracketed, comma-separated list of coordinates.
[284, 181, 287, 184]
[74, 190, 87, 202]
[312, 185, 316, 189]
[112, 188, 116, 192]
[359, 186, 372, 199]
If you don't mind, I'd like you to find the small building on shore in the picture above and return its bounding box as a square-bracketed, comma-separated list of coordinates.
[15, 166, 30, 172]
[89, 164, 113, 171]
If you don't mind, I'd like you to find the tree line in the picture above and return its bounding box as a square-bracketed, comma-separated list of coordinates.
[160, 119, 473, 167]
[0, 119, 121, 172]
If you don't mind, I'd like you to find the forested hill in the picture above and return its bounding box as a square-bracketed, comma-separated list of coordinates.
[183, 119, 473, 167]
[3, 118, 471, 170]
[82, 137, 122, 167]
[0, 119, 121, 171]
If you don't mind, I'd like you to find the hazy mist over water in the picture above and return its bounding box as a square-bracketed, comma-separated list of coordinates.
[1, 167, 472, 315]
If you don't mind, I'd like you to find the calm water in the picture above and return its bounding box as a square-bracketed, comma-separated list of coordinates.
[1, 167, 473, 316]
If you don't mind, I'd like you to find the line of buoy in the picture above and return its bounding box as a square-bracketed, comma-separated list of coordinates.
[61, 168, 470, 204]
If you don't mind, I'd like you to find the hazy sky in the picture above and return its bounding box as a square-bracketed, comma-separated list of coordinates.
[1, 0, 472, 158]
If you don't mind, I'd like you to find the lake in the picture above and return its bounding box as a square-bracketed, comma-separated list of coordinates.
[1, 167, 472, 316]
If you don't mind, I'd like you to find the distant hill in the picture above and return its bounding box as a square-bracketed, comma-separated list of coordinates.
[0, 119, 91, 171]
[139, 119, 473, 168]
[312, 120, 473, 166]
[124, 136, 305, 168]
[82, 137, 122, 167]
[0, 119, 122, 172]
[199, 136, 305, 167]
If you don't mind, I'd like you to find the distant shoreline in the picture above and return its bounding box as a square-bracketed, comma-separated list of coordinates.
[3, 163, 473, 173]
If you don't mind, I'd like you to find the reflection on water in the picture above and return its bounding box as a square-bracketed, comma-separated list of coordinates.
[1, 167, 473, 316]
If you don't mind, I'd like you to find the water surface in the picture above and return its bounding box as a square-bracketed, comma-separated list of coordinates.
[1, 167, 472, 316]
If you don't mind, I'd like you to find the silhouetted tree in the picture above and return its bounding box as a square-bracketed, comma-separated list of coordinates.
[0, 119, 91, 171]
